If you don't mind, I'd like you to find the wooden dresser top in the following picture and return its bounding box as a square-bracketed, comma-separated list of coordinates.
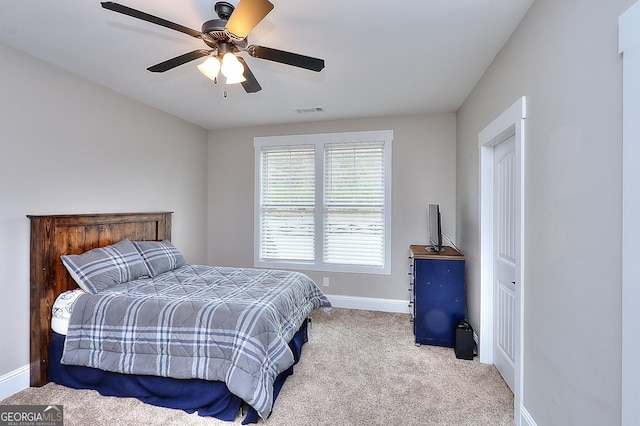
[410, 245, 464, 260]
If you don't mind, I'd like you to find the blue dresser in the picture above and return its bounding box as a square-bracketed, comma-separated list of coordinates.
[409, 245, 465, 347]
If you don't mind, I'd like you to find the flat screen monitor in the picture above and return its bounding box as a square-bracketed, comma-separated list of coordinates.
[428, 204, 443, 252]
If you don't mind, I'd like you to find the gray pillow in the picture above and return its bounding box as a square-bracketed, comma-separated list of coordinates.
[61, 239, 149, 294]
[132, 240, 186, 277]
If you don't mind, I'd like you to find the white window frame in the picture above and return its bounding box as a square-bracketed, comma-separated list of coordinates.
[254, 130, 393, 274]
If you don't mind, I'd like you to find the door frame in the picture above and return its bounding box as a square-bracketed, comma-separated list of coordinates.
[619, 3, 640, 424]
[478, 96, 526, 424]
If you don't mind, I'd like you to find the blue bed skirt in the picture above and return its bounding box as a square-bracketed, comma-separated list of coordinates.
[48, 318, 309, 424]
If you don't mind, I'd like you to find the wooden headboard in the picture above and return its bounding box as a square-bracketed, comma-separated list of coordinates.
[27, 212, 173, 387]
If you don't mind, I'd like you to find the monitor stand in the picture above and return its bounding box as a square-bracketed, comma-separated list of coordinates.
[427, 245, 445, 253]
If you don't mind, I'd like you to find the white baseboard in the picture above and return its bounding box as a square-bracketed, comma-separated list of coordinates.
[325, 294, 410, 313]
[0, 364, 29, 400]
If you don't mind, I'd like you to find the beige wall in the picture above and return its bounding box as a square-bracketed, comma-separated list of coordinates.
[6, 0, 632, 421]
[0, 43, 208, 377]
[456, 0, 633, 424]
[207, 113, 457, 302]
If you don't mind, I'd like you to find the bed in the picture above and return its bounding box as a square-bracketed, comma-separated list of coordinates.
[28, 212, 331, 423]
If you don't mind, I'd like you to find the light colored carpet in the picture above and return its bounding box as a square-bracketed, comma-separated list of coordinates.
[2, 308, 513, 425]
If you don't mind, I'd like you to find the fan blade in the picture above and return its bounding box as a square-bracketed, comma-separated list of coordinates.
[237, 57, 262, 93]
[101, 2, 202, 39]
[247, 45, 325, 72]
[147, 49, 212, 73]
[225, 0, 274, 40]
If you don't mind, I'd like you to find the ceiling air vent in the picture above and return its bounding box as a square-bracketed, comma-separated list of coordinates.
[294, 106, 325, 113]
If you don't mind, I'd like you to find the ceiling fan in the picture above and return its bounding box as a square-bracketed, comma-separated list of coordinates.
[100, 0, 325, 93]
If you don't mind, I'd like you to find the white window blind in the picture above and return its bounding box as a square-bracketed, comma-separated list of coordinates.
[255, 130, 392, 274]
[259, 145, 315, 262]
[324, 142, 385, 266]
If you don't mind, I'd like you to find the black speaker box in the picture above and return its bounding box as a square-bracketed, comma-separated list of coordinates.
[455, 320, 475, 360]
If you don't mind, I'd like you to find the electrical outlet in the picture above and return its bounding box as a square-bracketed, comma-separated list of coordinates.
[322, 277, 329, 287]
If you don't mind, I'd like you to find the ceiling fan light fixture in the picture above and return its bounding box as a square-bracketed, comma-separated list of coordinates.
[225, 73, 247, 84]
[197, 56, 221, 81]
[221, 52, 246, 84]
[101, 0, 324, 94]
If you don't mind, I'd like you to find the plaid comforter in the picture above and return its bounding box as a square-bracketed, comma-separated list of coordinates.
[62, 265, 331, 419]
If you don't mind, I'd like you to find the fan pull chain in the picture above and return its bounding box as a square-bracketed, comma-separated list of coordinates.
[224, 90, 228, 98]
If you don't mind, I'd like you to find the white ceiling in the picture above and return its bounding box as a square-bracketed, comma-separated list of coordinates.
[0, 0, 534, 130]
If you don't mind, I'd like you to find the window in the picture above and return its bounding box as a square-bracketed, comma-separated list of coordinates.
[254, 130, 392, 274]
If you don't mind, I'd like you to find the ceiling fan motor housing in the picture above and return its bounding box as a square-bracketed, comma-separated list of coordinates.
[201, 19, 227, 45]
[201, 18, 247, 50]
[214, 2, 235, 20]
[203, 1, 235, 43]
[201, 2, 248, 51]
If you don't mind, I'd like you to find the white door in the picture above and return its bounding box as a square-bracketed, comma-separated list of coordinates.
[493, 135, 516, 391]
